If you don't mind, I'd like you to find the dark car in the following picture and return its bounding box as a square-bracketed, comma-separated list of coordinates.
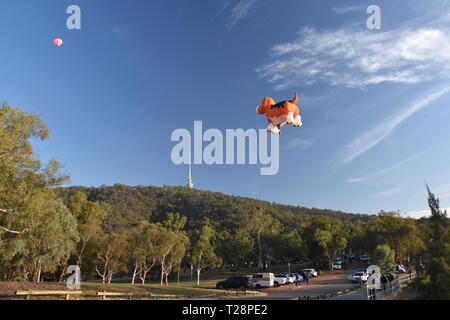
[216, 276, 253, 290]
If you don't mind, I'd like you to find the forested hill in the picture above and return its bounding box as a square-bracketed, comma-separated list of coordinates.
[57, 185, 373, 230]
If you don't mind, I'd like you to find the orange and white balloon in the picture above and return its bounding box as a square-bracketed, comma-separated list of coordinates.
[256, 93, 303, 135]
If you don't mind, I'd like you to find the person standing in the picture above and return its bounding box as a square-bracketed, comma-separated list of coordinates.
[295, 274, 301, 287]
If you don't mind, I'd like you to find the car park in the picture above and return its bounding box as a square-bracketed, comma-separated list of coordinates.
[216, 276, 253, 290]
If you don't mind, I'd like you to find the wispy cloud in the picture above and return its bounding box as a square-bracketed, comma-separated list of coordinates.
[344, 150, 431, 185]
[331, 5, 364, 15]
[256, 23, 450, 89]
[289, 137, 313, 151]
[345, 178, 367, 183]
[374, 185, 406, 198]
[341, 86, 450, 164]
[221, 0, 261, 29]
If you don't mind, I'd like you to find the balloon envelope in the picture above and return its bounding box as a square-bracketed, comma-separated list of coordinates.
[53, 38, 63, 47]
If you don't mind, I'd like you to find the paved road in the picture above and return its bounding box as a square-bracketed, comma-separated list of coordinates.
[227, 270, 360, 300]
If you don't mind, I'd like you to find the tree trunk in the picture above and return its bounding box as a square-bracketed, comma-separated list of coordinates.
[57, 261, 68, 282]
[196, 268, 201, 286]
[141, 268, 150, 284]
[131, 263, 139, 284]
[108, 272, 113, 284]
[77, 239, 88, 268]
[36, 266, 42, 283]
[23, 268, 30, 282]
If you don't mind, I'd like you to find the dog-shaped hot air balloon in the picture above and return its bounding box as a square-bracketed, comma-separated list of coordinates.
[256, 93, 302, 134]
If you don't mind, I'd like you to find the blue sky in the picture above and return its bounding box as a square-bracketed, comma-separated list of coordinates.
[1, 0, 450, 218]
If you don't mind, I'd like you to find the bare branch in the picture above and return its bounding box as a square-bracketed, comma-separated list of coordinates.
[0, 225, 21, 234]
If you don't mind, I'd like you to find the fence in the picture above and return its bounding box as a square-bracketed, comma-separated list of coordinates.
[367, 273, 416, 300]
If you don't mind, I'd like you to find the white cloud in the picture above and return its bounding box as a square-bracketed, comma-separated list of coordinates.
[406, 209, 431, 219]
[256, 25, 450, 89]
[341, 86, 450, 163]
[406, 208, 450, 219]
[331, 5, 364, 15]
[224, 0, 261, 29]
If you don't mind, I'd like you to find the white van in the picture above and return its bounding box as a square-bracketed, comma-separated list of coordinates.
[250, 273, 275, 289]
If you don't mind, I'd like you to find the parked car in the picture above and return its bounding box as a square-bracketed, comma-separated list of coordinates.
[302, 269, 318, 277]
[250, 273, 275, 289]
[284, 273, 296, 284]
[357, 269, 368, 274]
[216, 276, 253, 290]
[274, 274, 288, 287]
[359, 255, 369, 262]
[347, 272, 369, 283]
[394, 264, 406, 274]
[332, 263, 342, 270]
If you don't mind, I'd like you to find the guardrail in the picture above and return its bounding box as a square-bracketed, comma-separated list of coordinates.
[15, 290, 82, 300]
[367, 273, 416, 300]
[97, 291, 133, 300]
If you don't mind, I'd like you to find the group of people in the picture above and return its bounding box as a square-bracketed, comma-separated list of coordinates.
[295, 271, 313, 287]
[379, 272, 396, 290]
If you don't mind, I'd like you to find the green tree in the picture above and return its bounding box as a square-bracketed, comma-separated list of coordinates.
[188, 219, 221, 286]
[363, 212, 424, 263]
[68, 192, 106, 268]
[373, 245, 395, 272]
[163, 231, 189, 285]
[420, 186, 450, 299]
[0, 104, 77, 282]
[93, 233, 128, 284]
[162, 212, 187, 232]
[240, 212, 281, 271]
[128, 222, 158, 284]
[216, 229, 253, 268]
[304, 216, 347, 268]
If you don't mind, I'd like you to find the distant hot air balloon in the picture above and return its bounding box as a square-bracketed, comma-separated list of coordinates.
[53, 38, 63, 47]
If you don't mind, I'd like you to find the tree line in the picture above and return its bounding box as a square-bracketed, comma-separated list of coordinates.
[1, 103, 449, 299]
